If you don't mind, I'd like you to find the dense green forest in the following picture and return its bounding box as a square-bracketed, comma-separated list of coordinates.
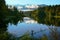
[0, 0, 23, 32]
[30, 5, 60, 26]
[0, 0, 23, 40]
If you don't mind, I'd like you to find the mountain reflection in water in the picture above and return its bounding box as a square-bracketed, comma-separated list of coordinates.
[7, 17, 60, 38]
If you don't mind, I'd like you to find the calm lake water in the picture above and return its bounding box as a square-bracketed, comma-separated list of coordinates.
[7, 17, 60, 38]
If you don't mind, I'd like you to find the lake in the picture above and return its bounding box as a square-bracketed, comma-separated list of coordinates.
[7, 17, 60, 39]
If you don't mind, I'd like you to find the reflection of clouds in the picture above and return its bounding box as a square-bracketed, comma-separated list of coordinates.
[21, 9, 34, 11]
[7, 17, 60, 38]
[25, 20, 37, 24]
[7, 22, 51, 37]
[23, 17, 37, 24]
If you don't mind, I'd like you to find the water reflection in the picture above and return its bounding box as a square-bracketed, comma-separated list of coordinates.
[23, 17, 37, 24]
[7, 17, 60, 39]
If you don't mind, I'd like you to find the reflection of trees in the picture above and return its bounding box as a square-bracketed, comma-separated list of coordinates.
[48, 26, 59, 40]
[0, 0, 23, 37]
[0, 21, 7, 34]
[0, 0, 22, 32]
[7, 7, 23, 25]
[37, 7, 46, 24]
[30, 5, 60, 26]
[0, 0, 9, 40]
[19, 30, 48, 40]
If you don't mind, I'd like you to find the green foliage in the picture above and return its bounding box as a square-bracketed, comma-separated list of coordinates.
[30, 5, 60, 26]
[39, 35, 48, 40]
[19, 34, 32, 40]
[0, 0, 23, 40]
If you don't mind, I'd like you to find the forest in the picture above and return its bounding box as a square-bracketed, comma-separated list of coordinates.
[30, 5, 60, 26]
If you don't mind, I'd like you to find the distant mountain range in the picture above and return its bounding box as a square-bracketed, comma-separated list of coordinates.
[14, 4, 47, 7]
[8, 4, 47, 11]
[38, 4, 48, 7]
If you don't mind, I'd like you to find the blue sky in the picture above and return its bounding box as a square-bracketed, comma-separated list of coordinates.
[5, 0, 60, 5]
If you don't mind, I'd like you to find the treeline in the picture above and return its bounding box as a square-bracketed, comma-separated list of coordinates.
[30, 5, 60, 26]
[0, 0, 24, 40]
[0, 0, 23, 34]
[6, 6, 24, 25]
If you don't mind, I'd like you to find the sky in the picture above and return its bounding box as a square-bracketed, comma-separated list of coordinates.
[5, 0, 60, 5]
